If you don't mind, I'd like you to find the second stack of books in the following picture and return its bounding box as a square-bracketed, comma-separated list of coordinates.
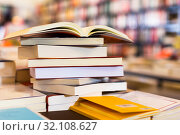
[18, 37, 127, 111]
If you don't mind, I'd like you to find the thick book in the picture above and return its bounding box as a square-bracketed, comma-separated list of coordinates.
[0, 107, 47, 120]
[21, 37, 104, 46]
[31, 78, 102, 85]
[3, 22, 132, 43]
[18, 45, 107, 59]
[30, 66, 124, 79]
[0, 84, 46, 110]
[70, 96, 158, 120]
[28, 57, 123, 67]
[33, 82, 127, 95]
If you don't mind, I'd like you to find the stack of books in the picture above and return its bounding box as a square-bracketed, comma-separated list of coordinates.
[3, 22, 133, 112]
[20, 39, 127, 111]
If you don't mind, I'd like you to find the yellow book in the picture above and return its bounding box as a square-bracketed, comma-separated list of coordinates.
[3, 22, 132, 43]
[70, 96, 158, 120]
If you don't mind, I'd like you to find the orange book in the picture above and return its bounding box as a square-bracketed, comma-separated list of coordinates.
[70, 96, 158, 120]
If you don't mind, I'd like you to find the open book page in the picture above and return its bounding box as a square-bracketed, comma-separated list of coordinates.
[118, 91, 180, 111]
[4, 22, 83, 39]
[26, 22, 82, 35]
[3, 22, 133, 43]
[82, 25, 132, 42]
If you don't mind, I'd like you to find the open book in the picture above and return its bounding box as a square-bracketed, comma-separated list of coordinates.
[3, 22, 133, 43]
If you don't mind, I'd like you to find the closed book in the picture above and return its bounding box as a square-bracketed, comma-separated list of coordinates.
[31, 78, 102, 85]
[33, 82, 127, 96]
[118, 91, 180, 111]
[46, 91, 102, 106]
[152, 107, 180, 120]
[47, 91, 103, 112]
[18, 45, 107, 59]
[46, 91, 102, 112]
[0, 107, 47, 120]
[48, 103, 76, 112]
[0, 84, 46, 110]
[70, 96, 158, 120]
[28, 57, 123, 67]
[30, 66, 124, 79]
[21, 37, 104, 46]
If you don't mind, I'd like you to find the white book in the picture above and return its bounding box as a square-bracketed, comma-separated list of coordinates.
[33, 82, 127, 96]
[18, 45, 107, 59]
[117, 91, 180, 111]
[30, 66, 124, 79]
[152, 107, 180, 120]
[21, 37, 104, 46]
[31, 78, 102, 85]
[28, 57, 123, 67]
[48, 102, 75, 112]
[47, 91, 102, 106]
[0, 84, 46, 108]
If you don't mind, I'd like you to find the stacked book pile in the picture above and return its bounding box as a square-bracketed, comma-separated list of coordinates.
[19, 37, 127, 112]
[3, 22, 133, 112]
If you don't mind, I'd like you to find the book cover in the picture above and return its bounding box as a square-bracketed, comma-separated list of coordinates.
[0, 107, 47, 120]
[70, 96, 158, 120]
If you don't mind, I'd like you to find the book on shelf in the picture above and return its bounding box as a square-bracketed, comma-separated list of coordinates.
[3, 22, 133, 43]
[33, 82, 127, 96]
[0, 84, 46, 112]
[28, 57, 123, 67]
[70, 96, 158, 120]
[20, 37, 104, 46]
[0, 107, 48, 120]
[30, 66, 124, 79]
[18, 45, 107, 59]
[31, 78, 102, 85]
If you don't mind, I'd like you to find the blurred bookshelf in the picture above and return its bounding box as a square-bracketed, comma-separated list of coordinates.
[36, 0, 180, 57]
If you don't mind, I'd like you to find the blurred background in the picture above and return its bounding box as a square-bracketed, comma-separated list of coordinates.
[0, 0, 180, 98]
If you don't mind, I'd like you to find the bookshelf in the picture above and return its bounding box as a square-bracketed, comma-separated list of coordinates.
[36, 0, 180, 57]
